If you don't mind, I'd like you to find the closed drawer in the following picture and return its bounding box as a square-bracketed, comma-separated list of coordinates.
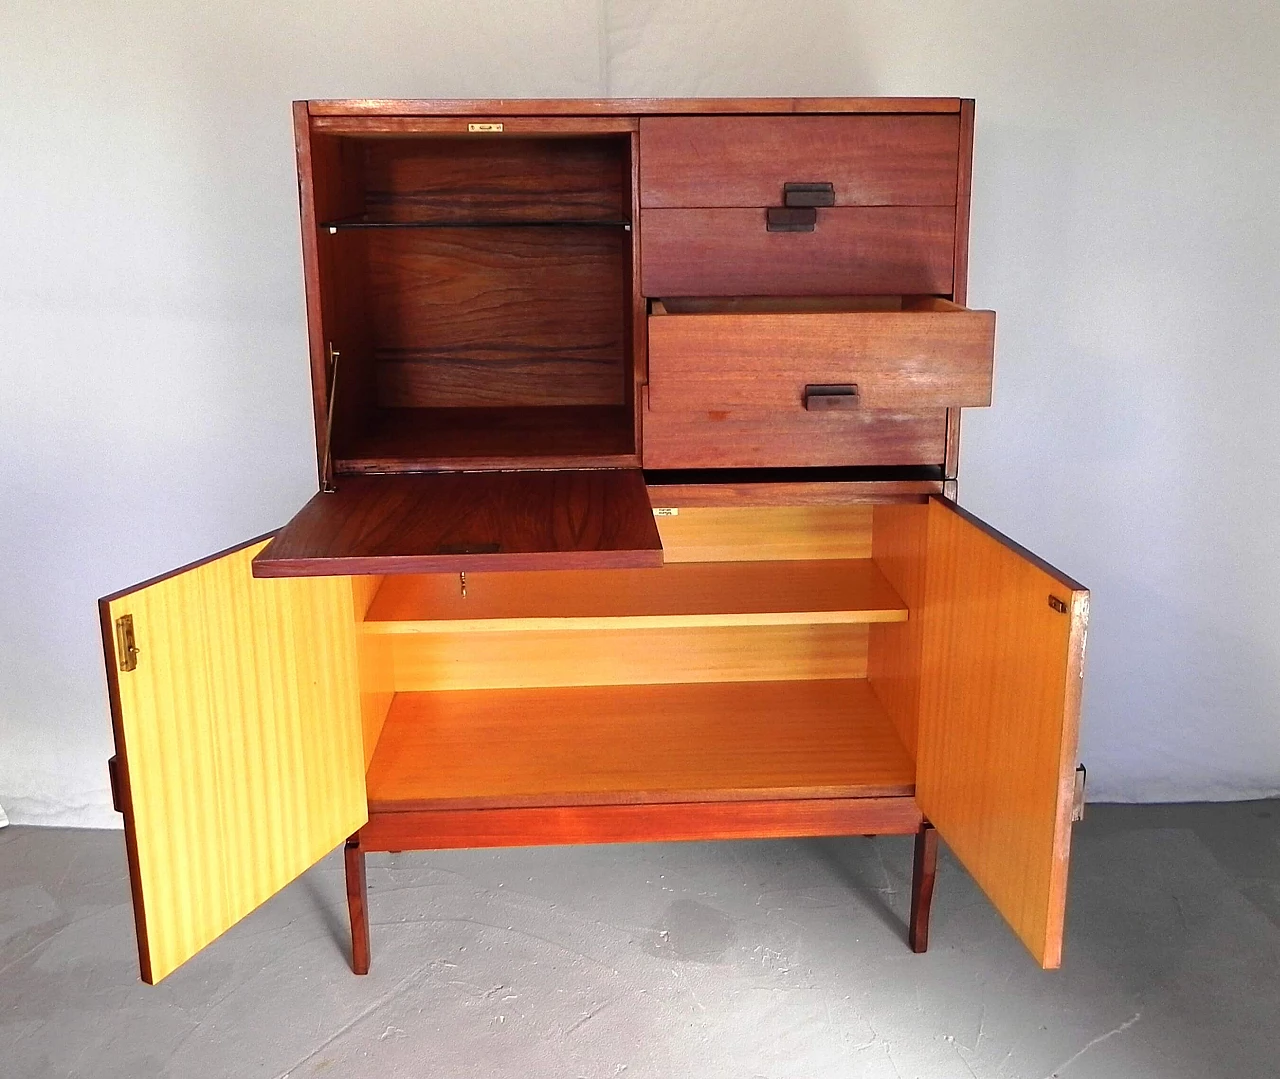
[641, 401, 948, 470]
[638, 115, 961, 208]
[646, 297, 995, 412]
[640, 207, 954, 297]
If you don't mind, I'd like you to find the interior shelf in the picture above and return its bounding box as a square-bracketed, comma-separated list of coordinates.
[363, 558, 908, 633]
[333, 405, 636, 472]
[364, 679, 916, 812]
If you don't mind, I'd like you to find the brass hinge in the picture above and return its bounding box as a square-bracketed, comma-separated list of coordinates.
[1071, 764, 1087, 822]
[115, 614, 139, 672]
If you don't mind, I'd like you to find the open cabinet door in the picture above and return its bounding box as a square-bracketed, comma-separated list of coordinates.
[916, 498, 1089, 968]
[100, 537, 368, 983]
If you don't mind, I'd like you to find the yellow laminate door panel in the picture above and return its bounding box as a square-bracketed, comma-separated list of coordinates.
[101, 538, 367, 983]
[915, 498, 1088, 969]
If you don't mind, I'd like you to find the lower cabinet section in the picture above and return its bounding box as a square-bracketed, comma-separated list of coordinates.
[102, 493, 1087, 982]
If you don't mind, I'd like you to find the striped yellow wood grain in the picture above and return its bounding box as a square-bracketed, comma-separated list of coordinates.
[106, 541, 367, 983]
[654, 505, 873, 562]
[381, 623, 870, 691]
[914, 499, 1088, 969]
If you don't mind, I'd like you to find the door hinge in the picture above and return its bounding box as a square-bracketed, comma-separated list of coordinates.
[115, 614, 139, 672]
[1071, 764, 1087, 822]
[1048, 595, 1068, 614]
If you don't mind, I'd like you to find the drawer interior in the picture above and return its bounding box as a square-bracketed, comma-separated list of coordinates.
[310, 132, 637, 471]
[351, 501, 930, 810]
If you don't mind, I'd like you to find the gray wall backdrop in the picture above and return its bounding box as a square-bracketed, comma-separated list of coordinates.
[2, 1, 1278, 826]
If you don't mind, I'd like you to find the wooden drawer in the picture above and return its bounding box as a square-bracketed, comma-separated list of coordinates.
[640, 207, 955, 297]
[646, 297, 995, 412]
[638, 115, 961, 208]
[641, 400, 948, 469]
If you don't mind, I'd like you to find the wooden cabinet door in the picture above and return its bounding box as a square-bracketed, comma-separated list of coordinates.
[915, 498, 1089, 968]
[100, 537, 368, 982]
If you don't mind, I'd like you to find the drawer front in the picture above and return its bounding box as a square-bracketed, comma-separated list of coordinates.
[639, 115, 961, 208]
[647, 302, 995, 412]
[640, 207, 954, 297]
[642, 400, 948, 470]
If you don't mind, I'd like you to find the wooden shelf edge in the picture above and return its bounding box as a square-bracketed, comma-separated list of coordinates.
[360, 796, 924, 851]
[361, 607, 908, 636]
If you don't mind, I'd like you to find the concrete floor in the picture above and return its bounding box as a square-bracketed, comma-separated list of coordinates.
[2, 802, 1278, 1078]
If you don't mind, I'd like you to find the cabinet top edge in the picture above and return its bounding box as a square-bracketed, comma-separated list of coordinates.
[302, 98, 966, 117]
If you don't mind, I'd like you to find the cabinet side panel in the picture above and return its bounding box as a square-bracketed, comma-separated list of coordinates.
[915, 499, 1087, 968]
[104, 543, 367, 982]
[352, 575, 394, 768]
[867, 503, 929, 759]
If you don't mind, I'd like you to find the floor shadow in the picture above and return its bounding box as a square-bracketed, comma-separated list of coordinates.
[802, 835, 911, 940]
[298, 870, 350, 962]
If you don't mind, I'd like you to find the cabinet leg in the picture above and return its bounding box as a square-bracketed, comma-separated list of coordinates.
[909, 821, 938, 954]
[345, 833, 370, 975]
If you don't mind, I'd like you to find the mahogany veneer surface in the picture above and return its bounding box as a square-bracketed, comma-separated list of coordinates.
[253, 470, 661, 576]
[365, 679, 916, 811]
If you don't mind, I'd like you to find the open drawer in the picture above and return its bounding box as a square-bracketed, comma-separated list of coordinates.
[647, 296, 995, 412]
[252, 470, 663, 576]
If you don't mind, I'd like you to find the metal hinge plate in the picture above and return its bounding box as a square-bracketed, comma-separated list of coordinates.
[1071, 764, 1087, 822]
[115, 614, 139, 672]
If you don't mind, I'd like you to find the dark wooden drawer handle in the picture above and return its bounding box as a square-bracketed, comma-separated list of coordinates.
[783, 182, 835, 207]
[804, 384, 859, 411]
[767, 206, 817, 232]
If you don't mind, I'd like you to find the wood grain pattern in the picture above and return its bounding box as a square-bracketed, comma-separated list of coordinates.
[641, 397, 948, 470]
[915, 498, 1088, 969]
[344, 834, 370, 975]
[909, 822, 938, 953]
[647, 298, 995, 411]
[364, 680, 915, 811]
[362, 558, 905, 632]
[382, 623, 871, 692]
[867, 503, 930, 758]
[362, 797, 923, 851]
[366, 227, 627, 408]
[360, 136, 628, 223]
[100, 540, 367, 983]
[638, 115, 960, 208]
[336, 405, 636, 472]
[306, 98, 963, 117]
[945, 99, 976, 481]
[652, 505, 872, 561]
[640, 207, 955, 297]
[253, 471, 662, 576]
[644, 480, 940, 506]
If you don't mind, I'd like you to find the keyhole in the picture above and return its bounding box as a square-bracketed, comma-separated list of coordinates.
[460, 571, 467, 598]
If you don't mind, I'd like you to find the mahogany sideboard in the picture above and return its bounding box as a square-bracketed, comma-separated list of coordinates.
[100, 97, 1088, 984]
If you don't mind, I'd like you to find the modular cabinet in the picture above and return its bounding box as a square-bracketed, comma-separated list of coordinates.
[100, 98, 1088, 985]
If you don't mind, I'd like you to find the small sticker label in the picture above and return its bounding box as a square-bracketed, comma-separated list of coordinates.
[652, 507, 679, 517]
[467, 122, 504, 133]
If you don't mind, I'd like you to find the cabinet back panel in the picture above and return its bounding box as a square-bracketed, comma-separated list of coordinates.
[653, 505, 873, 561]
[361, 137, 628, 223]
[383, 623, 868, 691]
[367, 228, 628, 408]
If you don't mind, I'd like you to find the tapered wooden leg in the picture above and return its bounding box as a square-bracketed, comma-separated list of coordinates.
[909, 821, 938, 953]
[345, 832, 370, 975]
